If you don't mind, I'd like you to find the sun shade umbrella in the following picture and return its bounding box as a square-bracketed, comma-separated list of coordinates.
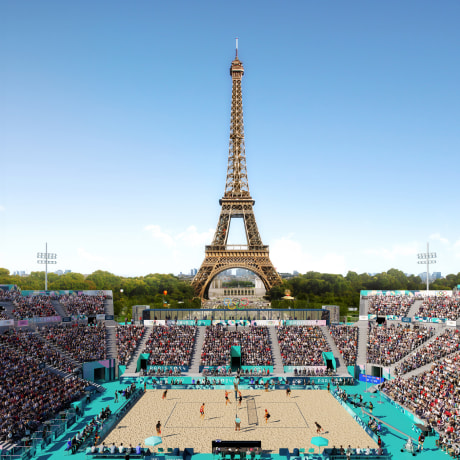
[145, 435, 162, 452]
[311, 436, 329, 453]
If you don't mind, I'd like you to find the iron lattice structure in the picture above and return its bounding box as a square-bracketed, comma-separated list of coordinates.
[192, 46, 282, 299]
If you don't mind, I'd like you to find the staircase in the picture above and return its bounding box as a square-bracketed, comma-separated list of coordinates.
[51, 299, 68, 318]
[187, 326, 206, 375]
[406, 299, 423, 318]
[355, 321, 369, 366]
[104, 293, 118, 360]
[123, 326, 153, 374]
[105, 323, 118, 360]
[104, 297, 115, 316]
[267, 326, 284, 375]
[319, 325, 349, 376]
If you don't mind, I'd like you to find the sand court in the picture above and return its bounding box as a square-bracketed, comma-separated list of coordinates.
[104, 389, 378, 453]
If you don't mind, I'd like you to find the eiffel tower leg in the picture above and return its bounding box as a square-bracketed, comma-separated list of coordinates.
[192, 249, 281, 299]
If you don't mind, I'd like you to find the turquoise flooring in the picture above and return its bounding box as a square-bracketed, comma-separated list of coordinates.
[31, 380, 451, 460]
[346, 381, 445, 459]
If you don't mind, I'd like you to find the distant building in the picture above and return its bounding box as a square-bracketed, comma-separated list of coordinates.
[54, 270, 64, 276]
[293, 270, 299, 276]
[418, 272, 440, 282]
[279, 272, 294, 279]
[190, 268, 197, 276]
[12, 271, 26, 277]
[64, 270, 71, 274]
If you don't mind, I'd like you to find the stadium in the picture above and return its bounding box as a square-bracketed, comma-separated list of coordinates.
[2, 4, 459, 460]
[1, 286, 460, 460]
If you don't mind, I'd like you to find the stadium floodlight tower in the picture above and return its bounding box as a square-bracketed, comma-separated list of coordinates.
[37, 242, 57, 290]
[417, 242, 436, 292]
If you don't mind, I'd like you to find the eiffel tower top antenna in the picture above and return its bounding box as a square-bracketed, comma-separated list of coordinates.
[225, 39, 250, 200]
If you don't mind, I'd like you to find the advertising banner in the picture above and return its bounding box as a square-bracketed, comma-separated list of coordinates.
[415, 290, 452, 298]
[32, 316, 61, 324]
[105, 315, 114, 321]
[359, 315, 368, 321]
[414, 316, 447, 324]
[401, 317, 412, 323]
[361, 289, 453, 298]
[62, 317, 72, 322]
[446, 320, 457, 327]
[21, 289, 113, 297]
[147, 365, 189, 373]
[144, 320, 166, 326]
[16, 320, 29, 327]
[359, 374, 384, 384]
[285, 320, 326, 326]
[96, 314, 106, 321]
[0, 319, 14, 326]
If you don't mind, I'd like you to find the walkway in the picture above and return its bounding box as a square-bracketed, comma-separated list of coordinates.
[407, 299, 424, 318]
[51, 299, 67, 318]
[187, 326, 206, 375]
[267, 326, 284, 375]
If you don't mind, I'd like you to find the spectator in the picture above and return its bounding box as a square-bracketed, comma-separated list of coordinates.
[201, 325, 272, 367]
[277, 326, 330, 367]
[143, 326, 196, 367]
[367, 323, 434, 365]
[329, 325, 358, 365]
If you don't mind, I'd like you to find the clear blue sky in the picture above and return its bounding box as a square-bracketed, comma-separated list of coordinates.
[1, 1, 459, 278]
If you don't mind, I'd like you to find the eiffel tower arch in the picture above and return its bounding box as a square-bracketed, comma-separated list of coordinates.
[192, 42, 282, 299]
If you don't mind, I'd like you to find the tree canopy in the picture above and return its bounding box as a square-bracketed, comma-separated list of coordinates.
[1, 267, 459, 320]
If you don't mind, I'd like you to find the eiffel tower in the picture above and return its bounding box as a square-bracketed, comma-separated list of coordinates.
[192, 42, 282, 299]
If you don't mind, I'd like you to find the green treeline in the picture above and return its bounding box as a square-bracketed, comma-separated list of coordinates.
[1, 267, 459, 320]
[0, 269, 198, 320]
[267, 269, 460, 316]
[222, 280, 255, 288]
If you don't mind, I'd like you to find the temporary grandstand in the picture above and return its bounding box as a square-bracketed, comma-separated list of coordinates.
[0, 287, 459, 459]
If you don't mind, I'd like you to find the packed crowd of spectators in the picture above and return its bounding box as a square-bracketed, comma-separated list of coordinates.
[200, 325, 272, 366]
[329, 325, 359, 365]
[116, 325, 145, 365]
[58, 294, 106, 316]
[143, 326, 196, 366]
[368, 295, 416, 316]
[0, 345, 87, 443]
[11, 295, 57, 319]
[277, 326, 330, 366]
[0, 289, 20, 302]
[384, 352, 460, 448]
[394, 328, 460, 375]
[39, 323, 107, 363]
[367, 323, 435, 365]
[0, 329, 77, 373]
[416, 296, 460, 321]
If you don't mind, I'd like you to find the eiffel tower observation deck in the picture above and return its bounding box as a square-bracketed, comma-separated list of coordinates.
[192, 41, 282, 299]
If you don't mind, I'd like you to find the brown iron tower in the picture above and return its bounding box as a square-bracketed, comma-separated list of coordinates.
[192, 42, 282, 299]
